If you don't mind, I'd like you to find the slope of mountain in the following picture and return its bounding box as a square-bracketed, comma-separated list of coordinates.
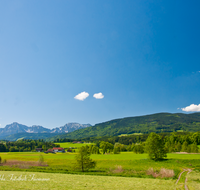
[46, 112, 200, 141]
[2, 133, 59, 141]
[0, 122, 91, 140]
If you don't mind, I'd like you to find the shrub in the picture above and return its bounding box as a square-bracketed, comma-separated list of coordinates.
[110, 165, 124, 174]
[159, 168, 174, 178]
[147, 168, 174, 178]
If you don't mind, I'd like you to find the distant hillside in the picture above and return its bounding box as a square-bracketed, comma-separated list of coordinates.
[2, 133, 59, 141]
[46, 112, 200, 141]
[0, 122, 91, 140]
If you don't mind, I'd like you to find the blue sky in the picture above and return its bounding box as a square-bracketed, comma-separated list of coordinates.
[0, 0, 200, 128]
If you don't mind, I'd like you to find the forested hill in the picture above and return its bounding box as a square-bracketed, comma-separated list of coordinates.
[47, 112, 200, 141]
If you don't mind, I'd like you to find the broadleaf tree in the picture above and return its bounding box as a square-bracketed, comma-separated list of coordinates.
[100, 141, 114, 154]
[145, 132, 167, 160]
[75, 146, 96, 172]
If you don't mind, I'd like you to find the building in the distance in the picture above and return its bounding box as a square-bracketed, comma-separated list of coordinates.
[53, 147, 65, 153]
[36, 148, 43, 152]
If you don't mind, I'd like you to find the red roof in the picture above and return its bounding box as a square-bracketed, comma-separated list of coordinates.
[53, 147, 64, 150]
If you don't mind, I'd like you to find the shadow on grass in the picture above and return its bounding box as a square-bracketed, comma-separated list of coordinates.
[153, 159, 169, 162]
[141, 158, 169, 162]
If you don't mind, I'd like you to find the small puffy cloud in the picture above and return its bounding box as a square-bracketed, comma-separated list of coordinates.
[74, 91, 89, 101]
[93, 92, 104, 99]
[181, 104, 200, 112]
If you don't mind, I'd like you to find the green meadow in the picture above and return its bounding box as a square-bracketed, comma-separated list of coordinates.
[0, 170, 177, 190]
[0, 152, 200, 179]
[0, 151, 200, 189]
[0, 169, 199, 190]
[187, 170, 200, 190]
[55, 142, 95, 148]
[118, 133, 143, 137]
[1, 151, 200, 161]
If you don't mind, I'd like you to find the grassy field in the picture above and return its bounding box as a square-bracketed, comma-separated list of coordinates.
[0, 170, 199, 190]
[187, 170, 200, 190]
[1, 152, 200, 161]
[176, 130, 184, 132]
[55, 142, 95, 148]
[118, 133, 143, 137]
[0, 170, 177, 190]
[0, 152, 200, 179]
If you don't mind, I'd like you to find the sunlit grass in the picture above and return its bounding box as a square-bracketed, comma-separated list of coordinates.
[0, 171, 176, 190]
[118, 133, 143, 137]
[55, 142, 95, 148]
[187, 170, 200, 190]
[0, 152, 199, 179]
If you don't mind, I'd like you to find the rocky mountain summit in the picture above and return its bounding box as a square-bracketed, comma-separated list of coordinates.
[0, 122, 91, 138]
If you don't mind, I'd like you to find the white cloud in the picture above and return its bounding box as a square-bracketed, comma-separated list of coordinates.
[93, 92, 104, 99]
[74, 91, 89, 101]
[181, 104, 200, 112]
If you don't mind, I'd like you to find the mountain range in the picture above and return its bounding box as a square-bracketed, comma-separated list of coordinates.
[1, 112, 200, 141]
[46, 112, 200, 141]
[0, 122, 91, 140]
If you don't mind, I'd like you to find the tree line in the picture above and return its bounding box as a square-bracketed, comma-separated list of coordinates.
[1, 132, 199, 154]
[0, 139, 59, 152]
[79, 132, 200, 156]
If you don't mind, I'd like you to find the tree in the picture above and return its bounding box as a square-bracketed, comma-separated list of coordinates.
[113, 147, 120, 154]
[190, 143, 198, 153]
[42, 145, 47, 151]
[164, 141, 171, 153]
[75, 146, 96, 172]
[0, 144, 6, 152]
[113, 143, 121, 154]
[145, 132, 167, 160]
[133, 144, 144, 154]
[191, 132, 200, 144]
[176, 142, 182, 152]
[91, 146, 100, 154]
[9, 147, 16, 152]
[100, 141, 114, 154]
[181, 141, 188, 152]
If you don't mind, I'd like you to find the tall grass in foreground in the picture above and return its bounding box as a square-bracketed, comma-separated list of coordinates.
[187, 171, 200, 190]
[0, 171, 176, 190]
